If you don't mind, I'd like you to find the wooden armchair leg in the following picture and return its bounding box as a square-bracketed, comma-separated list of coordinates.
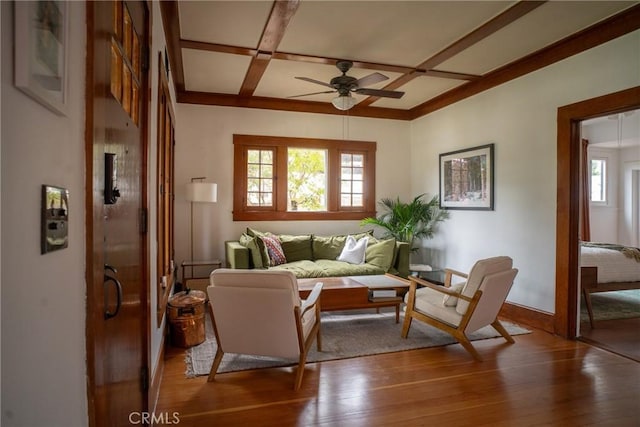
[294, 354, 307, 391]
[491, 319, 515, 344]
[401, 313, 413, 338]
[207, 348, 224, 382]
[456, 333, 483, 362]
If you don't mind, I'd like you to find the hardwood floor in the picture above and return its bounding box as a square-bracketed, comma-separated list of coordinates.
[580, 317, 640, 362]
[156, 325, 640, 426]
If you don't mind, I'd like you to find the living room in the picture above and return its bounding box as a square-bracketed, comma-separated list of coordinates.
[1, 1, 639, 426]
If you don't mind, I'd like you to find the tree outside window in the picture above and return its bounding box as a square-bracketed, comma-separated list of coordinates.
[233, 135, 376, 221]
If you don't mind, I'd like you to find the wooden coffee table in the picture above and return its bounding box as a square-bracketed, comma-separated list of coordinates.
[298, 274, 410, 323]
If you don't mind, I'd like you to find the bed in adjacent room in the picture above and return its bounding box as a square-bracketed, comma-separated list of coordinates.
[580, 242, 640, 327]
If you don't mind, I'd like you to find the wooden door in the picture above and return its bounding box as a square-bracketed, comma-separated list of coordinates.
[85, 1, 150, 425]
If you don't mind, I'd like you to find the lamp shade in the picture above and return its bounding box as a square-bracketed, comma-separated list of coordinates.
[185, 182, 217, 203]
[332, 95, 357, 111]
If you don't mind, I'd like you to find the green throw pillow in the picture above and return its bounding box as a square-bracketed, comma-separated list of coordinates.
[239, 233, 268, 269]
[246, 227, 267, 238]
[278, 234, 313, 262]
[365, 238, 396, 272]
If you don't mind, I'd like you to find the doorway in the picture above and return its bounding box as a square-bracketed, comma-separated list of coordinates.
[555, 86, 640, 341]
[577, 111, 640, 360]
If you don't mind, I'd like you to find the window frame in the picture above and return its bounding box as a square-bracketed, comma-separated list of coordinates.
[233, 134, 376, 221]
[156, 52, 175, 323]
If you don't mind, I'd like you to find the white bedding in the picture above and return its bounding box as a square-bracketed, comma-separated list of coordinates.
[581, 246, 640, 283]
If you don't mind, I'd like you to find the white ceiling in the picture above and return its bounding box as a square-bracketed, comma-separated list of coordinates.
[583, 109, 640, 149]
[169, 1, 638, 115]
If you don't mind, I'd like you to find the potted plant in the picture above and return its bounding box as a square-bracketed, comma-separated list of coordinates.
[360, 194, 449, 253]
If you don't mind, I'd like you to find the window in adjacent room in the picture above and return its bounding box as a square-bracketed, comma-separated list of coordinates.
[590, 158, 607, 203]
[233, 135, 376, 221]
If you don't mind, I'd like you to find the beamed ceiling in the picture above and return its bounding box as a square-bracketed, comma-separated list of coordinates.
[160, 1, 640, 120]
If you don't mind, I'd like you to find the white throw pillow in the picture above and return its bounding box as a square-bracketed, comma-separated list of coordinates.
[443, 282, 466, 307]
[336, 235, 368, 265]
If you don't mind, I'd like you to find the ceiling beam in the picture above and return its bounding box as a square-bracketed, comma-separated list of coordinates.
[358, 0, 547, 107]
[178, 40, 479, 81]
[159, 0, 185, 92]
[408, 3, 640, 119]
[178, 91, 412, 121]
[239, 0, 300, 97]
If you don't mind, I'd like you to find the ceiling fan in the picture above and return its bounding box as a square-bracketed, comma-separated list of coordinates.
[290, 60, 405, 110]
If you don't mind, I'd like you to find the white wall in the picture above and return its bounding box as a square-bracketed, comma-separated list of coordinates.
[174, 106, 412, 267]
[1, 2, 88, 426]
[409, 30, 640, 313]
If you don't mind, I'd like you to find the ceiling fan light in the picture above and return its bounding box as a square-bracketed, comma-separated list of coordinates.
[332, 95, 357, 111]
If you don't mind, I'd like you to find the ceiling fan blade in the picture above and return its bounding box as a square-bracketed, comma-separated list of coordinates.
[355, 72, 388, 88]
[295, 77, 334, 89]
[355, 88, 405, 99]
[288, 90, 336, 99]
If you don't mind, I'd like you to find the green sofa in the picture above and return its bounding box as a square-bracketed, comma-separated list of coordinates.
[225, 229, 410, 279]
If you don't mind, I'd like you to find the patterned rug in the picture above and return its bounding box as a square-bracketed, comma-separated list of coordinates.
[185, 309, 530, 377]
[581, 289, 640, 322]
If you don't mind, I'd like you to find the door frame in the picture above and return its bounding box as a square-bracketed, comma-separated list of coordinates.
[555, 86, 640, 338]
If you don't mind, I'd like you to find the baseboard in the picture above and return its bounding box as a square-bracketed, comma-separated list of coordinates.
[500, 302, 554, 333]
[148, 331, 166, 414]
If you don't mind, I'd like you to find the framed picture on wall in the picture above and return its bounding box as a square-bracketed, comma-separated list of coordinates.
[439, 143, 494, 210]
[14, 1, 68, 116]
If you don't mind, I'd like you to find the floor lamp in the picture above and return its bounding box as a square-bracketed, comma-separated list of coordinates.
[185, 177, 217, 277]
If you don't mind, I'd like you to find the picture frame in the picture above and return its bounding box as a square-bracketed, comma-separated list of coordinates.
[41, 185, 69, 254]
[439, 143, 494, 210]
[14, 1, 68, 116]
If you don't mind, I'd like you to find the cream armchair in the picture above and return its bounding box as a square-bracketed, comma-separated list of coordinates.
[207, 269, 323, 390]
[402, 256, 518, 361]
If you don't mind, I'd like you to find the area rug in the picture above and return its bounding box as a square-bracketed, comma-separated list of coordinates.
[185, 310, 531, 377]
[580, 289, 640, 322]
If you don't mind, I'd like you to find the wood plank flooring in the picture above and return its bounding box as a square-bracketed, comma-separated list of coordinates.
[156, 326, 640, 426]
[580, 317, 640, 362]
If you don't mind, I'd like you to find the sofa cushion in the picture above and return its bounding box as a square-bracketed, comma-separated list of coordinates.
[312, 231, 372, 260]
[278, 234, 313, 262]
[239, 233, 267, 269]
[336, 235, 368, 264]
[365, 238, 396, 272]
[270, 260, 325, 278]
[260, 234, 287, 266]
[246, 227, 267, 238]
[269, 259, 385, 278]
[314, 259, 385, 277]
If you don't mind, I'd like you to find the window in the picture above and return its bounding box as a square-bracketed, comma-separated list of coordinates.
[156, 52, 175, 322]
[233, 135, 376, 221]
[590, 158, 607, 203]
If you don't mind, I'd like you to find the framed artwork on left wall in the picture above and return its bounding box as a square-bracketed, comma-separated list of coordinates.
[14, 1, 68, 116]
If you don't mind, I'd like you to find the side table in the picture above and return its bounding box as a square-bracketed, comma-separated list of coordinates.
[418, 269, 446, 286]
[181, 260, 222, 293]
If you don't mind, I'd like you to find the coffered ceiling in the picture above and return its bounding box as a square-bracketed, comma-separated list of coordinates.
[160, 1, 640, 120]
